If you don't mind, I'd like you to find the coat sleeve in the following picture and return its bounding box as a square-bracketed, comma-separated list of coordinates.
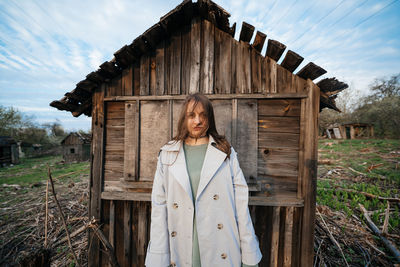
[145, 154, 170, 267]
[230, 148, 262, 265]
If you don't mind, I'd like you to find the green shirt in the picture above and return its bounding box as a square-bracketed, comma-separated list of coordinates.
[183, 143, 258, 267]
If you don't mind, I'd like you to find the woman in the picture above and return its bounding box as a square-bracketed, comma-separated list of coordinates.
[145, 94, 262, 267]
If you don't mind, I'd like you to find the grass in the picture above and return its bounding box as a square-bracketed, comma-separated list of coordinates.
[0, 155, 89, 185]
[317, 138, 400, 233]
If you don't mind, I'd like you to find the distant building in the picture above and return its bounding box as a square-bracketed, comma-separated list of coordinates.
[61, 132, 91, 162]
[326, 123, 374, 139]
[0, 136, 19, 166]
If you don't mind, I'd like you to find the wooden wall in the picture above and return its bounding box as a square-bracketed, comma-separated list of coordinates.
[89, 17, 320, 267]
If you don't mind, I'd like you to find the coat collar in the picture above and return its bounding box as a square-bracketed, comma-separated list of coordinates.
[164, 136, 228, 202]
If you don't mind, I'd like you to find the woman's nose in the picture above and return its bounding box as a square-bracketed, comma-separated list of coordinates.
[194, 115, 201, 124]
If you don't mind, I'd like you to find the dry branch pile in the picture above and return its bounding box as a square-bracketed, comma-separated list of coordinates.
[0, 172, 89, 266]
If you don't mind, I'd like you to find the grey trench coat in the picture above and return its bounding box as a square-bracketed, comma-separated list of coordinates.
[145, 136, 262, 267]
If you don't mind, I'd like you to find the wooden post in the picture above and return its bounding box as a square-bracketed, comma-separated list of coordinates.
[89, 84, 105, 267]
[299, 79, 319, 266]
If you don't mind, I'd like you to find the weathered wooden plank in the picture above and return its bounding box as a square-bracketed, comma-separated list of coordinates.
[140, 54, 150, 95]
[280, 50, 304, 73]
[200, 19, 214, 94]
[108, 75, 122, 97]
[137, 202, 148, 264]
[115, 201, 124, 265]
[124, 102, 137, 181]
[258, 133, 299, 150]
[232, 40, 251, 94]
[261, 57, 277, 94]
[109, 200, 116, 251]
[236, 99, 257, 180]
[140, 101, 169, 181]
[251, 48, 262, 93]
[266, 39, 286, 62]
[149, 52, 156, 96]
[155, 41, 165, 95]
[277, 64, 296, 93]
[100, 200, 110, 267]
[123, 201, 132, 267]
[297, 62, 327, 81]
[252, 31, 267, 53]
[249, 196, 303, 207]
[122, 66, 133, 96]
[239, 21, 255, 43]
[172, 100, 185, 137]
[189, 18, 201, 94]
[256, 175, 298, 197]
[211, 100, 232, 143]
[164, 32, 181, 95]
[270, 206, 280, 267]
[181, 24, 191, 95]
[258, 148, 299, 177]
[258, 116, 300, 133]
[283, 206, 294, 267]
[214, 28, 232, 94]
[133, 61, 140, 96]
[258, 99, 301, 117]
[299, 79, 319, 266]
[88, 85, 105, 267]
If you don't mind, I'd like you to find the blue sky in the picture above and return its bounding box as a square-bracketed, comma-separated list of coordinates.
[0, 0, 399, 131]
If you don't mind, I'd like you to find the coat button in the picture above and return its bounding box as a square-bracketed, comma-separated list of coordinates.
[217, 223, 223, 230]
[171, 231, 177, 237]
[213, 194, 219, 200]
[221, 253, 227, 259]
[173, 202, 178, 209]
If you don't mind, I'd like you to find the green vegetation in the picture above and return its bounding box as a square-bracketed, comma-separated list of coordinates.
[0, 155, 89, 185]
[317, 139, 400, 231]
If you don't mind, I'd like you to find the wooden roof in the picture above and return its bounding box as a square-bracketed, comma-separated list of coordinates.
[61, 132, 91, 145]
[50, 0, 348, 117]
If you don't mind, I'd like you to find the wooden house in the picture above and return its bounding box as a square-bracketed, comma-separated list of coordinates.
[325, 123, 374, 139]
[61, 132, 91, 162]
[0, 136, 19, 166]
[50, 1, 348, 266]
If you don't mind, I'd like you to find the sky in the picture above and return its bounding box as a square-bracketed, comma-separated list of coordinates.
[0, 0, 399, 132]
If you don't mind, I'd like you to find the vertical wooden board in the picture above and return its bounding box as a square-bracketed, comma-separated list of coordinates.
[122, 66, 133, 96]
[283, 207, 294, 267]
[181, 25, 191, 95]
[189, 18, 201, 94]
[299, 80, 319, 266]
[294, 74, 306, 94]
[270, 206, 280, 267]
[211, 99, 232, 143]
[200, 20, 214, 94]
[131, 202, 139, 266]
[115, 201, 125, 266]
[140, 101, 169, 181]
[236, 99, 257, 180]
[133, 61, 140, 96]
[251, 48, 262, 93]
[215, 28, 232, 94]
[291, 207, 302, 267]
[123, 201, 132, 267]
[88, 85, 104, 267]
[255, 206, 273, 266]
[137, 202, 148, 265]
[165, 32, 182, 95]
[124, 101, 137, 181]
[172, 99, 185, 137]
[155, 41, 165, 95]
[149, 52, 157, 95]
[109, 200, 116, 250]
[140, 54, 150, 95]
[231, 40, 238, 94]
[277, 65, 296, 93]
[262, 57, 277, 94]
[108, 75, 121, 97]
[234, 41, 251, 94]
[100, 200, 110, 267]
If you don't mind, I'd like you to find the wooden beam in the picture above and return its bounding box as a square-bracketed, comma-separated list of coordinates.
[252, 31, 267, 53]
[317, 77, 348, 93]
[297, 62, 326, 80]
[114, 45, 137, 69]
[86, 71, 105, 85]
[266, 39, 286, 62]
[239, 21, 255, 43]
[72, 99, 92, 117]
[280, 50, 304, 73]
[99, 61, 120, 79]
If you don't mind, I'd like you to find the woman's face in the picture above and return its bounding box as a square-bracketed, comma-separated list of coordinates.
[186, 100, 208, 138]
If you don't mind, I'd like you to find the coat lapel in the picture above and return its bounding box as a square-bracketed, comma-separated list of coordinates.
[196, 136, 227, 200]
[168, 142, 194, 203]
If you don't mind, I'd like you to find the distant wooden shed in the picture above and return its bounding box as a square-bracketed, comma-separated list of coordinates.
[51, 1, 348, 266]
[61, 132, 91, 162]
[0, 136, 19, 166]
[326, 123, 374, 139]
